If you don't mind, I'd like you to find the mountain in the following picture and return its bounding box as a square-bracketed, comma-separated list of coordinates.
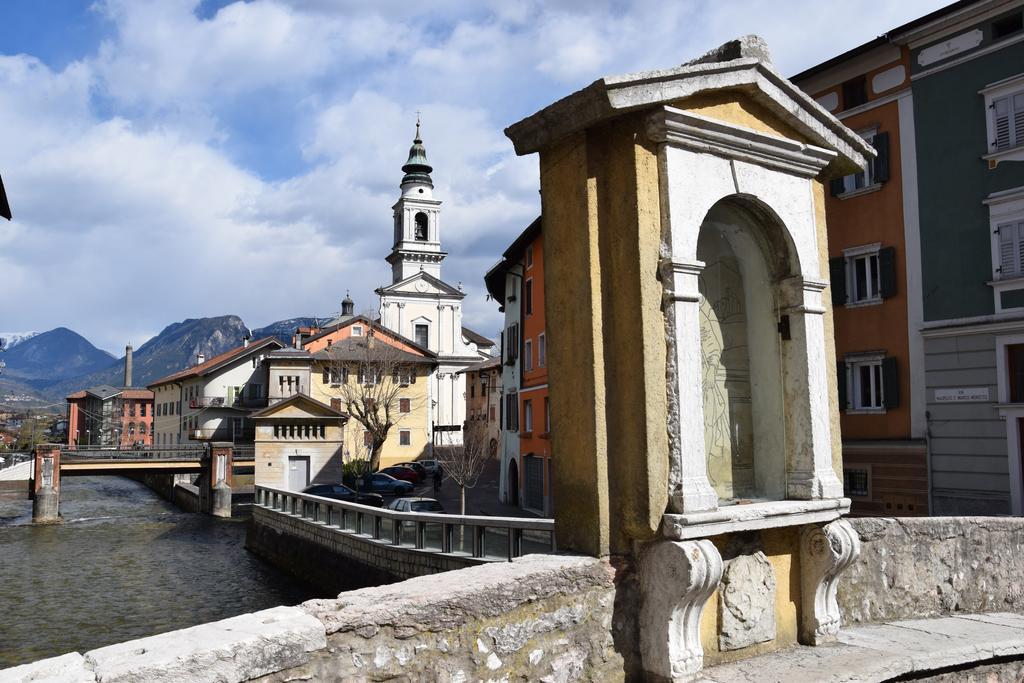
[1, 328, 115, 382]
[41, 315, 251, 399]
[251, 316, 328, 345]
[0, 331, 40, 350]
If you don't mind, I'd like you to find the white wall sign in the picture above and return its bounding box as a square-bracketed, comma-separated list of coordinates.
[934, 387, 990, 403]
[917, 29, 983, 68]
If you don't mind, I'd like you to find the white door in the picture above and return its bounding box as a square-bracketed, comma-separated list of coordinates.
[288, 456, 310, 491]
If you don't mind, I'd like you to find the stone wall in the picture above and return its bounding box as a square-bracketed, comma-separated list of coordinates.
[839, 517, 1024, 625]
[245, 505, 490, 595]
[2, 555, 625, 683]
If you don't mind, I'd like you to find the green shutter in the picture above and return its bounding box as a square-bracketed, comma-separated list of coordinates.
[829, 257, 847, 305]
[882, 357, 899, 409]
[879, 246, 897, 298]
[837, 359, 848, 410]
[872, 132, 890, 184]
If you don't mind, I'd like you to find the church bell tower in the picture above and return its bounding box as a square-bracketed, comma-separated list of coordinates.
[386, 119, 446, 283]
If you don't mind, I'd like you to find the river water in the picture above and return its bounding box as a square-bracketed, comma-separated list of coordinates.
[0, 476, 319, 668]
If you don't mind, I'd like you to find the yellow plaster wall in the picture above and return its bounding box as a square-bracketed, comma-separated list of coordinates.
[308, 361, 431, 470]
[680, 93, 813, 144]
[698, 527, 802, 666]
[540, 132, 611, 557]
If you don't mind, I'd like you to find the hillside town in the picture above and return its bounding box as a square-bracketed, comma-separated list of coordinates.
[6, 0, 1024, 681]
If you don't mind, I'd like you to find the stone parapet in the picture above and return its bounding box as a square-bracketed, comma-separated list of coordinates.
[838, 517, 1024, 625]
[0, 555, 622, 683]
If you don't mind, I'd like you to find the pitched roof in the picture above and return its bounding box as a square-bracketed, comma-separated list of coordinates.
[466, 355, 502, 372]
[485, 216, 542, 302]
[249, 392, 348, 419]
[462, 326, 495, 348]
[311, 337, 436, 365]
[148, 336, 283, 387]
[303, 315, 436, 357]
[505, 36, 872, 176]
[0, 172, 10, 221]
[66, 385, 154, 401]
[375, 270, 465, 298]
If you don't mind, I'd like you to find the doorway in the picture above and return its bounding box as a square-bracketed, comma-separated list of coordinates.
[508, 458, 519, 506]
[288, 456, 310, 491]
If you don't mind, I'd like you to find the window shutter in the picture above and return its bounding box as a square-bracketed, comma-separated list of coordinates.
[829, 177, 844, 197]
[879, 246, 897, 298]
[829, 257, 847, 305]
[322, 368, 329, 383]
[837, 359, 848, 410]
[872, 132, 890, 184]
[882, 357, 899, 408]
[998, 224, 1018, 276]
[993, 96, 1012, 150]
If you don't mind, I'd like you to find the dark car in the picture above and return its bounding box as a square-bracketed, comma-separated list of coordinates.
[396, 462, 428, 481]
[386, 497, 445, 514]
[301, 484, 384, 508]
[379, 465, 420, 484]
[364, 473, 414, 496]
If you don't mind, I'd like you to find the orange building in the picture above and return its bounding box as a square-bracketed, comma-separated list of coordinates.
[794, 43, 927, 515]
[66, 345, 154, 448]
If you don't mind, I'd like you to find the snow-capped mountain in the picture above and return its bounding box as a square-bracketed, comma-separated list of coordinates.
[0, 331, 39, 350]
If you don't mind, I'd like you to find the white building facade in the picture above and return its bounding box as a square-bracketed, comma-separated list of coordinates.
[377, 123, 492, 444]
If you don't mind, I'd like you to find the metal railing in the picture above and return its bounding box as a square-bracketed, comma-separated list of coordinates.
[60, 445, 206, 461]
[188, 396, 268, 410]
[255, 485, 555, 562]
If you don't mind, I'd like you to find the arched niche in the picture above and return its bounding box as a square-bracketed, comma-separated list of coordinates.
[414, 212, 429, 241]
[696, 196, 793, 503]
[665, 190, 842, 517]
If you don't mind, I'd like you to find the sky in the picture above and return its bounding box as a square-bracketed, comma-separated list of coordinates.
[0, 0, 949, 354]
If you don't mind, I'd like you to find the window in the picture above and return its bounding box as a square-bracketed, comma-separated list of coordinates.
[830, 130, 890, 196]
[399, 430, 411, 446]
[842, 75, 867, 109]
[840, 355, 898, 412]
[526, 244, 534, 269]
[505, 323, 519, 365]
[140, 404, 147, 417]
[505, 391, 519, 431]
[400, 398, 411, 413]
[352, 325, 363, 337]
[358, 367, 379, 386]
[523, 399, 533, 433]
[481, 381, 487, 396]
[843, 468, 869, 498]
[414, 324, 429, 348]
[829, 244, 896, 306]
[490, 405, 496, 421]
[544, 397, 551, 433]
[996, 221, 1024, 277]
[470, 383, 476, 398]
[538, 333, 546, 367]
[992, 91, 1024, 152]
[524, 339, 533, 371]
[525, 279, 534, 315]
[324, 367, 344, 385]
[993, 12, 1023, 40]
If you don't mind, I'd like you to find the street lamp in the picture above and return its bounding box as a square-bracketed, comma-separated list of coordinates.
[86, 429, 91, 447]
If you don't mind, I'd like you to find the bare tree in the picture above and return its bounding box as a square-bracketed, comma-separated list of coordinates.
[435, 419, 492, 515]
[317, 322, 425, 474]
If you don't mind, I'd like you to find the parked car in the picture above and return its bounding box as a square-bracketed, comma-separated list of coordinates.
[363, 473, 414, 496]
[301, 484, 384, 508]
[379, 465, 420, 484]
[416, 459, 440, 475]
[396, 462, 428, 480]
[386, 497, 445, 513]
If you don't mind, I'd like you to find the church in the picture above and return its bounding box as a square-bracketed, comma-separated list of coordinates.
[374, 121, 494, 444]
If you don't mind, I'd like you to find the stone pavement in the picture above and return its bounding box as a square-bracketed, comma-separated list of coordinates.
[407, 457, 543, 518]
[698, 612, 1024, 682]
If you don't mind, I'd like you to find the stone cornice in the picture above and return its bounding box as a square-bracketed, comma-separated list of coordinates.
[646, 107, 837, 178]
[504, 56, 871, 176]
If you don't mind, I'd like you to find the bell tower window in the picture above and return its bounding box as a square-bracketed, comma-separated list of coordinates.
[414, 212, 428, 241]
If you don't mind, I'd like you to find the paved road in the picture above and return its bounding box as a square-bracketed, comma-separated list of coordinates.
[408, 458, 542, 518]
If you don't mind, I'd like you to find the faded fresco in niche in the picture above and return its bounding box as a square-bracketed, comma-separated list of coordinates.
[698, 227, 755, 501]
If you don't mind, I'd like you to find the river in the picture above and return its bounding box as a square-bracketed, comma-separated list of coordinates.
[0, 476, 320, 668]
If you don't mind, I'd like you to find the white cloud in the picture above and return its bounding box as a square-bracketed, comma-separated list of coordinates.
[3, 0, 950, 353]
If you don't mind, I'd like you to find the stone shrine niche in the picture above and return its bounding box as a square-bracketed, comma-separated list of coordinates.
[696, 199, 786, 504]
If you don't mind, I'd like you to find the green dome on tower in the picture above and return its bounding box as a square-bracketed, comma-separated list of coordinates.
[401, 119, 433, 188]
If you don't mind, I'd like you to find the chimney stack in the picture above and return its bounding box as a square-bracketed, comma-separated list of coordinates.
[243, 332, 250, 348]
[124, 344, 133, 387]
[196, 352, 206, 366]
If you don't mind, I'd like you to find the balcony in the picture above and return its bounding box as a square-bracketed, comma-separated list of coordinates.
[190, 427, 256, 442]
[188, 396, 267, 410]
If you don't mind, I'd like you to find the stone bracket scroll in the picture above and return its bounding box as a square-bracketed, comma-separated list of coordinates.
[799, 519, 861, 645]
[640, 539, 724, 681]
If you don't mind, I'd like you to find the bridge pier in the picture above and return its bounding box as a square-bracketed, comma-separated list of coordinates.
[32, 444, 61, 523]
[203, 442, 233, 518]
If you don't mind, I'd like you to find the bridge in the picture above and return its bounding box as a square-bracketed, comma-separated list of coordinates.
[28, 442, 254, 522]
